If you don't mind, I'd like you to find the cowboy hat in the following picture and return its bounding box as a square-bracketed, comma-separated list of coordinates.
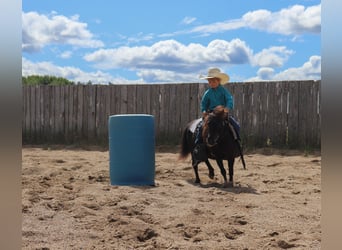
[199, 68, 230, 84]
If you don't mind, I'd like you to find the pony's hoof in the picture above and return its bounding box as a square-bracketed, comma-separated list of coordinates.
[208, 172, 214, 179]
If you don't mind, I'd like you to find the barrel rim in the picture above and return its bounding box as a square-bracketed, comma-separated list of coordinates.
[109, 114, 153, 118]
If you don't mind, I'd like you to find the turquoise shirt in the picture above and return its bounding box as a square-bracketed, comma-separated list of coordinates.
[200, 85, 234, 112]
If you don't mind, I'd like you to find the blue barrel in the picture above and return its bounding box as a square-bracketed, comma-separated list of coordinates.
[108, 114, 155, 186]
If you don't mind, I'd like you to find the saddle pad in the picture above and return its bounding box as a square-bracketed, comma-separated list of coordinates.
[189, 118, 202, 133]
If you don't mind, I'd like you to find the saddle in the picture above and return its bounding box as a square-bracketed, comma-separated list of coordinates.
[194, 119, 203, 136]
[195, 116, 238, 141]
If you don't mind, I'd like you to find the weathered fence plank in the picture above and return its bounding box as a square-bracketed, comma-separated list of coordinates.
[111, 85, 120, 115]
[287, 82, 300, 147]
[298, 81, 321, 148]
[22, 81, 321, 149]
[189, 83, 199, 121]
[85, 85, 96, 141]
[54, 86, 60, 140]
[276, 82, 289, 146]
[23, 86, 28, 140]
[268, 82, 285, 146]
[158, 84, 168, 142]
[127, 85, 136, 114]
[150, 84, 160, 137]
[120, 85, 128, 114]
[136, 85, 147, 114]
[180, 84, 191, 136]
[30, 86, 35, 141]
[76, 85, 83, 140]
[169, 84, 178, 142]
[44, 86, 51, 142]
[242, 83, 254, 145]
[228, 83, 242, 126]
[35, 86, 41, 142]
[60, 86, 65, 141]
[65, 85, 71, 143]
[249, 82, 262, 145]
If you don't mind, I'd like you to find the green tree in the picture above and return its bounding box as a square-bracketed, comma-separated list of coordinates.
[22, 75, 74, 85]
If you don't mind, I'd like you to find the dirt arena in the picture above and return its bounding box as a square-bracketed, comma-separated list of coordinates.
[22, 145, 321, 249]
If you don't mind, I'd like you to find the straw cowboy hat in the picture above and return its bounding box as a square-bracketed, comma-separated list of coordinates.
[200, 68, 230, 84]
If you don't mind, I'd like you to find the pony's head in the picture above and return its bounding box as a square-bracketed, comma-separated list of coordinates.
[202, 105, 229, 147]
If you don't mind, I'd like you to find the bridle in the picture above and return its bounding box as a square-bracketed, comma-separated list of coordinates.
[204, 117, 229, 148]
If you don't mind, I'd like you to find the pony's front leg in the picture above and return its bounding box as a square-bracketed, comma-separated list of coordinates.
[215, 159, 228, 187]
[191, 152, 201, 183]
[191, 155, 202, 184]
[192, 163, 201, 184]
[204, 159, 215, 179]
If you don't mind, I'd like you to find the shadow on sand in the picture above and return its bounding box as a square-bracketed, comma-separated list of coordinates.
[186, 179, 259, 194]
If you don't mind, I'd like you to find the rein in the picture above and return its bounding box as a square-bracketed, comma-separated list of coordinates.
[202, 116, 229, 148]
[205, 121, 230, 147]
[203, 109, 230, 147]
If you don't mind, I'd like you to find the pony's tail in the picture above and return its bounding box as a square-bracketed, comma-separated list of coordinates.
[179, 128, 191, 160]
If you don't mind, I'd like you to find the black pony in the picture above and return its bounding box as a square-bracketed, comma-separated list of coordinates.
[179, 105, 246, 187]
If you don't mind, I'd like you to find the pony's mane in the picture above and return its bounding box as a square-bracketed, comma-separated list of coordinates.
[202, 105, 228, 139]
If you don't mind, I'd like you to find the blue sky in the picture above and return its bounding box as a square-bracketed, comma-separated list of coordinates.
[22, 0, 321, 84]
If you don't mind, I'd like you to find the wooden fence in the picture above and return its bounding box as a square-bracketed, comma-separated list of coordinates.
[22, 80, 321, 149]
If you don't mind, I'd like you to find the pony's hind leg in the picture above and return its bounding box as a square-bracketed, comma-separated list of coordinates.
[227, 158, 235, 185]
[204, 159, 215, 179]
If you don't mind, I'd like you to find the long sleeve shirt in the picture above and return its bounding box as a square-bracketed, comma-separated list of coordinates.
[200, 85, 234, 113]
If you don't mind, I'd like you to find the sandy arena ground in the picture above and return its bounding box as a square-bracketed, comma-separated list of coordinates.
[22, 145, 321, 249]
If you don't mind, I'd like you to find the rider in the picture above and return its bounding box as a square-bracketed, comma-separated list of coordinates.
[194, 68, 241, 150]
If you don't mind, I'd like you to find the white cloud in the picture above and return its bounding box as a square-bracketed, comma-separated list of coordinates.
[22, 57, 134, 84]
[255, 67, 275, 80]
[272, 55, 321, 80]
[137, 69, 199, 83]
[22, 11, 104, 53]
[242, 4, 320, 35]
[121, 4, 320, 44]
[126, 32, 155, 44]
[83, 39, 255, 83]
[189, 19, 245, 35]
[84, 39, 253, 72]
[183, 4, 320, 37]
[252, 46, 294, 67]
[22, 54, 321, 84]
[181, 16, 197, 25]
[59, 51, 73, 59]
[247, 55, 321, 81]
[22, 57, 200, 84]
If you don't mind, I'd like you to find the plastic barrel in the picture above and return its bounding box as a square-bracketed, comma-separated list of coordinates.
[108, 114, 155, 186]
